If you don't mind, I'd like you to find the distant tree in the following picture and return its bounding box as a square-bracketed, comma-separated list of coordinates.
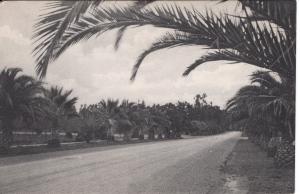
[79, 104, 101, 142]
[150, 104, 171, 138]
[98, 99, 120, 139]
[44, 86, 78, 143]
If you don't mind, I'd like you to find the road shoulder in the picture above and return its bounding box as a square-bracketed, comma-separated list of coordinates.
[220, 138, 294, 194]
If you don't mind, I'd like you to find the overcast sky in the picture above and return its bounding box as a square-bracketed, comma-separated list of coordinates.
[0, 1, 260, 109]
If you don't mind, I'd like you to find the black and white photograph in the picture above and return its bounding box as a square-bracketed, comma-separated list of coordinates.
[0, 0, 296, 193]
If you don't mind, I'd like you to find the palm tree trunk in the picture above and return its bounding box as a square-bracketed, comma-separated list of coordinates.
[148, 128, 155, 140]
[124, 132, 130, 142]
[287, 122, 294, 140]
[164, 128, 171, 139]
[106, 126, 114, 141]
[138, 127, 144, 140]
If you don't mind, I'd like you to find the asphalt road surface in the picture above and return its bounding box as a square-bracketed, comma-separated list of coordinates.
[0, 132, 241, 194]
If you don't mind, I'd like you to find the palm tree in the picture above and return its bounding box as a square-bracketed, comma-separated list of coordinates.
[44, 86, 78, 141]
[226, 70, 294, 140]
[227, 70, 295, 167]
[131, 104, 152, 140]
[150, 105, 171, 139]
[98, 99, 119, 119]
[0, 68, 44, 148]
[33, 0, 295, 82]
[78, 104, 100, 142]
[97, 99, 119, 139]
[77, 101, 120, 142]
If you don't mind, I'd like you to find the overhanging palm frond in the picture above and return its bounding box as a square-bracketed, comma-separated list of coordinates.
[237, 0, 296, 34]
[32, 4, 219, 78]
[114, 0, 157, 49]
[182, 22, 295, 77]
[131, 31, 204, 80]
[183, 50, 257, 76]
[134, 0, 156, 8]
[36, 4, 294, 80]
[32, 1, 103, 78]
[250, 70, 280, 89]
[33, 1, 296, 84]
[32, 1, 156, 79]
[114, 26, 128, 50]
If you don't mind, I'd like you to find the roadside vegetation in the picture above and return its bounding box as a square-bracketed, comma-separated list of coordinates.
[0, 67, 228, 153]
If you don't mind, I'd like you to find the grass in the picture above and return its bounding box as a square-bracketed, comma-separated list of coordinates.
[221, 138, 294, 194]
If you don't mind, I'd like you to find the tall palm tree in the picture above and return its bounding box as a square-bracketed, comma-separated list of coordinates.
[149, 105, 171, 138]
[226, 70, 294, 139]
[130, 103, 152, 139]
[44, 86, 78, 136]
[78, 104, 102, 142]
[0, 68, 44, 148]
[97, 99, 119, 139]
[33, 0, 295, 82]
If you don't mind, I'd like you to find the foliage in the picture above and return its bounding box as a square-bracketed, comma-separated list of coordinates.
[47, 138, 61, 148]
[44, 86, 78, 130]
[0, 68, 45, 147]
[226, 71, 294, 140]
[77, 94, 227, 140]
[33, 0, 295, 82]
[0, 68, 227, 146]
[39, 86, 78, 144]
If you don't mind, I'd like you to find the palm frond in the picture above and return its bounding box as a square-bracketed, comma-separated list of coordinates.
[183, 50, 266, 76]
[114, 26, 128, 50]
[237, 0, 296, 34]
[33, 3, 295, 80]
[0, 67, 46, 124]
[44, 86, 78, 116]
[32, 1, 103, 78]
[226, 68, 294, 136]
[264, 97, 291, 118]
[131, 31, 204, 80]
[134, 0, 156, 8]
[250, 70, 281, 89]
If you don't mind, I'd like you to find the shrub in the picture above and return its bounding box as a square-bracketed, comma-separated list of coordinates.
[0, 146, 10, 154]
[65, 132, 73, 139]
[47, 138, 61, 148]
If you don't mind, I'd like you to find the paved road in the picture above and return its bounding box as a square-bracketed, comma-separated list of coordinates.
[0, 132, 241, 194]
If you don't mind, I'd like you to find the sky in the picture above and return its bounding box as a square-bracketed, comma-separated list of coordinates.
[0, 1, 261, 109]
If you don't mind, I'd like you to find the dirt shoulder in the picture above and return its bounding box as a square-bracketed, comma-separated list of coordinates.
[220, 138, 294, 194]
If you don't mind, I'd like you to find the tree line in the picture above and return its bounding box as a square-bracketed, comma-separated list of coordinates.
[0, 67, 228, 150]
[77, 94, 227, 142]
